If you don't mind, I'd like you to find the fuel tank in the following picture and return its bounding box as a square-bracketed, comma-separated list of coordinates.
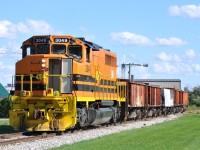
[91, 108, 113, 126]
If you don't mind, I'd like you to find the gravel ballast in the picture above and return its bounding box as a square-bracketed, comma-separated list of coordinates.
[0, 113, 184, 150]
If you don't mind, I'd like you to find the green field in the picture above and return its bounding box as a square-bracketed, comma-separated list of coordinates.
[0, 118, 16, 134]
[52, 113, 200, 150]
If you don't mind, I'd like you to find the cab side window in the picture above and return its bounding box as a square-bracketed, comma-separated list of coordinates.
[68, 45, 82, 60]
[86, 47, 90, 62]
[22, 45, 35, 58]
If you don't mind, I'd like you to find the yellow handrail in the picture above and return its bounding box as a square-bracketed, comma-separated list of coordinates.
[12, 74, 71, 96]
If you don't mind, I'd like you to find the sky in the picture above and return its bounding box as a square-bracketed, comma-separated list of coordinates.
[0, 0, 200, 90]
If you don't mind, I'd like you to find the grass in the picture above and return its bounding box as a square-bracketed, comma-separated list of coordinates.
[0, 118, 16, 134]
[52, 113, 200, 150]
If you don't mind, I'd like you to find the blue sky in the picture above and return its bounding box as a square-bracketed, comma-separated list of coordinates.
[0, 0, 200, 90]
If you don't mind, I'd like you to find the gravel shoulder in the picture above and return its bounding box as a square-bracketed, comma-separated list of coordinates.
[0, 113, 185, 150]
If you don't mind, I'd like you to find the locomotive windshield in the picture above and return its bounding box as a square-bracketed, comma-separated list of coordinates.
[68, 45, 82, 60]
[37, 44, 49, 54]
[52, 45, 66, 54]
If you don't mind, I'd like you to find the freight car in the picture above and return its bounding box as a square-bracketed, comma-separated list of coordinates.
[123, 80, 188, 121]
[9, 35, 188, 131]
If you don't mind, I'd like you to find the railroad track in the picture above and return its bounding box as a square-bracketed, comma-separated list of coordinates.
[0, 113, 180, 147]
[0, 132, 57, 147]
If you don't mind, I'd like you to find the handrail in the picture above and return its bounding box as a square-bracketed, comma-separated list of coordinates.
[12, 74, 72, 96]
[44, 74, 71, 93]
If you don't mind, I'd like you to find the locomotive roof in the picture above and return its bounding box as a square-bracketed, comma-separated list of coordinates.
[23, 35, 110, 51]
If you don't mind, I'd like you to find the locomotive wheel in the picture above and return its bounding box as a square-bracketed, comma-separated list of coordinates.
[78, 108, 88, 127]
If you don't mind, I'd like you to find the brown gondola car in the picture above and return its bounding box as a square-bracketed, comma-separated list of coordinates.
[150, 85, 161, 106]
[127, 83, 162, 119]
[174, 89, 180, 106]
[182, 91, 189, 106]
[145, 85, 162, 116]
[179, 90, 183, 105]
[129, 82, 145, 107]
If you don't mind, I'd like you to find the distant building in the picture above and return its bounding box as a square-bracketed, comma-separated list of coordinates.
[133, 79, 181, 90]
[4, 84, 15, 93]
[0, 83, 9, 100]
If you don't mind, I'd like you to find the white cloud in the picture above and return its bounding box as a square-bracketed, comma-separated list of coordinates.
[155, 37, 185, 46]
[169, 5, 200, 18]
[156, 52, 181, 62]
[153, 62, 194, 74]
[110, 32, 185, 47]
[0, 47, 6, 54]
[0, 19, 53, 39]
[135, 67, 151, 79]
[153, 62, 178, 73]
[0, 20, 15, 38]
[154, 48, 200, 75]
[185, 49, 196, 59]
[153, 62, 196, 74]
[173, 54, 181, 62]
[110, 32, 151, 46]
[177, 63, 193, 73]
[0, 61, 14, 71]
[24, 19, 53, 34]
[156, 52, 171, 62]
[0, 42, 22, 57]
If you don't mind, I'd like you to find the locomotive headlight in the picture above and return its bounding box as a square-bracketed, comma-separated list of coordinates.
[41, 59, 46, 67]
[41, 59, 46, 63]
[42, 63, 46, 67]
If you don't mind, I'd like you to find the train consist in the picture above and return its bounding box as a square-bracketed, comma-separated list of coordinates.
[9, 35, 188, 131]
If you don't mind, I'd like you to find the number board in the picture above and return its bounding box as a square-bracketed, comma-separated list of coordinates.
[35, 38, 48, 43]
[54, 38, 68, 43]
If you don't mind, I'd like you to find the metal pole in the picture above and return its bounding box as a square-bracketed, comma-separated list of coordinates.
[122, 63, 148, 80]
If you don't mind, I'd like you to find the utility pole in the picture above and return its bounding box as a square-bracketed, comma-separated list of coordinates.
[121, 63, 148, 81]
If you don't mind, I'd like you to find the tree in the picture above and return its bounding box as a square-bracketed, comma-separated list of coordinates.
[189, 86, 200, 106]
[0, 95, 11, 118]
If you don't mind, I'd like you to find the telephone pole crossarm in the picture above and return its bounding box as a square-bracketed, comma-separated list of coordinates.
[121, 63, 148, 80]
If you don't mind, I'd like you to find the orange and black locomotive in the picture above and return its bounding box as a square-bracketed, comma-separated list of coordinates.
[9, 35, 126, 131]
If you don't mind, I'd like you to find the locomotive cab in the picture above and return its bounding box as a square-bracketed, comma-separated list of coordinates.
[16, 36, 93, 96]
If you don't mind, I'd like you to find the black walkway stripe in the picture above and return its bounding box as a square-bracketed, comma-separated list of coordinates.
[15, 74, 116, 86]
[15, 84, 46, 90]
[15, 83, 116, 93]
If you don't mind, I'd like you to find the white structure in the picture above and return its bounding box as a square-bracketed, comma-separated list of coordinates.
[162, 88, 174, 107]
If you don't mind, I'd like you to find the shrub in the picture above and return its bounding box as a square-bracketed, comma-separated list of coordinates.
[0, 95, 11, 118]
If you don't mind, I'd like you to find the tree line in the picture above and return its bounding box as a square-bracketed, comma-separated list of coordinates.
[0, 95, 11, 118]
[188, 86, 200, 106]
